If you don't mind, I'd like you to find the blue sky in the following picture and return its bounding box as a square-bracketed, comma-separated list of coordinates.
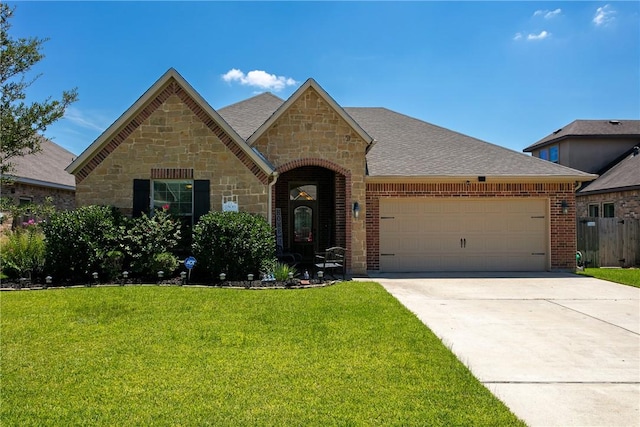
[9, 1, 640, 156]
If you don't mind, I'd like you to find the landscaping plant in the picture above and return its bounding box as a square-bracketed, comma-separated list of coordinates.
[0, 220, 45, 281]
[121, 207, 181, 279]
[192, 211, 275, 281]
[42, 205, 123, 283]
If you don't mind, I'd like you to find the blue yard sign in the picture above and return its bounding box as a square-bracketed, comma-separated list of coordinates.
[184, 256, 197, 270]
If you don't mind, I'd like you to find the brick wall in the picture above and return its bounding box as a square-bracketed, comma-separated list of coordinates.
[366, 181, 577, 271]
[577, 189, 640, 219]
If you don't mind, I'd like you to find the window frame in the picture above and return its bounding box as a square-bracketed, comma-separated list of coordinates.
[602, 202, 615, 218]
[587, 204, 599, 217]
[549, 145, 559, 163]
[151, 179, 194, 223]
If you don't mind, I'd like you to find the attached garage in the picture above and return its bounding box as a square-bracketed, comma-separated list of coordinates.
[379, 198, 549, 272]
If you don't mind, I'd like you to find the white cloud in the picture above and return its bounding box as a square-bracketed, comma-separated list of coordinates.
[527, 30, 550, 41]
[222, 69, 298, 92]
[593, 4, 615, 26]
[534, 8, 562, 19]
[513, 32, 523, 41]
[63, 107, 108, 132]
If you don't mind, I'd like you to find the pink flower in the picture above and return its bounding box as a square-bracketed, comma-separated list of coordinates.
[162, 204, 170, 211]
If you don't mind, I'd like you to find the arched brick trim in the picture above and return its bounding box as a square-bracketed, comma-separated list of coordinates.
[274, 158, 353, 273]
[277, 158, 351, 178]
[76, 79, 269, 185]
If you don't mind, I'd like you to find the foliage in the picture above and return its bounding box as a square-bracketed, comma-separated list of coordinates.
[0, 3, 78, 178]
[577, 268, 640, 288]
[0, 196, 56, 225]
[273, 262, 297, 282]
[0, 222, 45, 280]
[0, 284, 525, 426]
[121, 208, 181, 279]
[42, 205, 123, 283]
[192, 211, 275, 281]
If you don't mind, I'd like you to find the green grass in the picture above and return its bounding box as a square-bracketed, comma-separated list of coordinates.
[577, 267, 640, 288]
[1, 283, 524, 426]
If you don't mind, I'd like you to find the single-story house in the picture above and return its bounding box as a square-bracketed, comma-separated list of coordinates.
[66, 68, 595, 274]
[1, 136, 76, 228]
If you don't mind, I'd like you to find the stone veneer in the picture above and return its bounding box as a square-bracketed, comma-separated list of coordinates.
[252, 88, 369, 275]
[75, 80, 269, 217]
[365, 181, 578, 271]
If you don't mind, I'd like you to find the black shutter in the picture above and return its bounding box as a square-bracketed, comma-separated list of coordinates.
[132, 179, 150, 217]
[193, 180, 210, 223]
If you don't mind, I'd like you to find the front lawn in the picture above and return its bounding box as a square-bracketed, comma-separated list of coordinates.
[577, 268, 640, 288]
[1, 283, 524, 426]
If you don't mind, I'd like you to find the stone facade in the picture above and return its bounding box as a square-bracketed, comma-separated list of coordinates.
[253, 88, 368, 274]
[577, 189, 640, 219]
[75, 81, 269, 217]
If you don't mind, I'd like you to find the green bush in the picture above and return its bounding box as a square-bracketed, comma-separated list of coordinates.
[273, 262, 297, 282]
[192, 211, 275, 281]
[121, 209, 181, 279]
[0, 224, 46, 280]
[42, 206, 123, 283]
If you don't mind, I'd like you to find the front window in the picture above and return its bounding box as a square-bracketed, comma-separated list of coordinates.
[588, 204, 599, 217]
[539, 149, 549, 161]
[152, 180, 194, 220]
[549, 146, 559, 163]
[603, 203, 615, 218]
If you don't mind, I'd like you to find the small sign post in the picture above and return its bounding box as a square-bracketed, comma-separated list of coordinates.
[184, 256, 197, 284]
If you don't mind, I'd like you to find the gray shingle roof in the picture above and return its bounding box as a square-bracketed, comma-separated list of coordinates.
[5, 137, 76, 189]
[524, 119, 640, 152]
[218, 93, 284, 140]
[578, 149, 640, 194]
[219, 94, 594, 179]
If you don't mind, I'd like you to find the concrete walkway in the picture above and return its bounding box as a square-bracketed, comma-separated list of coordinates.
[360, 272, 640, 427]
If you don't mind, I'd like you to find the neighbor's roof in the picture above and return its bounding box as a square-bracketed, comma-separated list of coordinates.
[524, 119, 640, 152]
[578, 148, 640, 195]
[219, 97, 595, 181]
[3, 137, 76, 190]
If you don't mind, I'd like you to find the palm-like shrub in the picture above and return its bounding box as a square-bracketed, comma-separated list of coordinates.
[0, 223, 46, 280]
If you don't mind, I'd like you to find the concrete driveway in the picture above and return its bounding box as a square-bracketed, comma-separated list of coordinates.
[361, 272, 640, 427]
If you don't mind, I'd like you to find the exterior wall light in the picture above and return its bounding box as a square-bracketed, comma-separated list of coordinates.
[353, 201, 360, 219]
[561, 200, 569, 215]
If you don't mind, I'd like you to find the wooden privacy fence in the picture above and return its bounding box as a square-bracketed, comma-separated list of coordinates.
[577, 217, 640, 268]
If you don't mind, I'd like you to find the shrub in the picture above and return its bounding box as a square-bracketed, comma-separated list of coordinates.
[42, 206, 123, 283]
[192, 211, 275, 281]
[273, 262, 297, 282]
[121, 208, 181, 279]
[0, 224, 46, 280]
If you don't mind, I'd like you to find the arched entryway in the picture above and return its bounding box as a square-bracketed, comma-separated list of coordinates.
[274, 164, 348, 265]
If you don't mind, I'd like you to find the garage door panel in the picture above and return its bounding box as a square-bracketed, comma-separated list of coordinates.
[379, 198, 548, 272]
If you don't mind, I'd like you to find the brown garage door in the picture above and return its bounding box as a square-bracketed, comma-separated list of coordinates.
[379, 198, 548, 272]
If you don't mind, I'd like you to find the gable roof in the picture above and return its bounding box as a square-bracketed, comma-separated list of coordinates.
[578, 147, 640, 195]
[347, 108, 595, 180]
[66, 68, 274, 181]
[244, 79, 375, 151]
[524, 119, 640, 152]
[3, 136, 75, 190]
[219, 95, 593, 181]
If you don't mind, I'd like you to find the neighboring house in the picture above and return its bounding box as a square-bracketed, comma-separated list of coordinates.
[524, 119, 640, 219]
[66, 69, 594, 274]
[1, 137, 76, 226]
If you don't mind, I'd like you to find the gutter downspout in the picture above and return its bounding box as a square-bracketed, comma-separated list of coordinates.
[267, 172, 279, 226]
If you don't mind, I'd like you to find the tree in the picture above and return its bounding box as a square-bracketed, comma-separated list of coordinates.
[0, 3, 78, 177]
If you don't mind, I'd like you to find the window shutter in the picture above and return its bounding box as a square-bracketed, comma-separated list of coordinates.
[132, 179, 150, 217]
[193, 180, 210, 223]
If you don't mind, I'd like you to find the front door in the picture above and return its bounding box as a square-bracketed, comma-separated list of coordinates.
[290, 184, 318, 262]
